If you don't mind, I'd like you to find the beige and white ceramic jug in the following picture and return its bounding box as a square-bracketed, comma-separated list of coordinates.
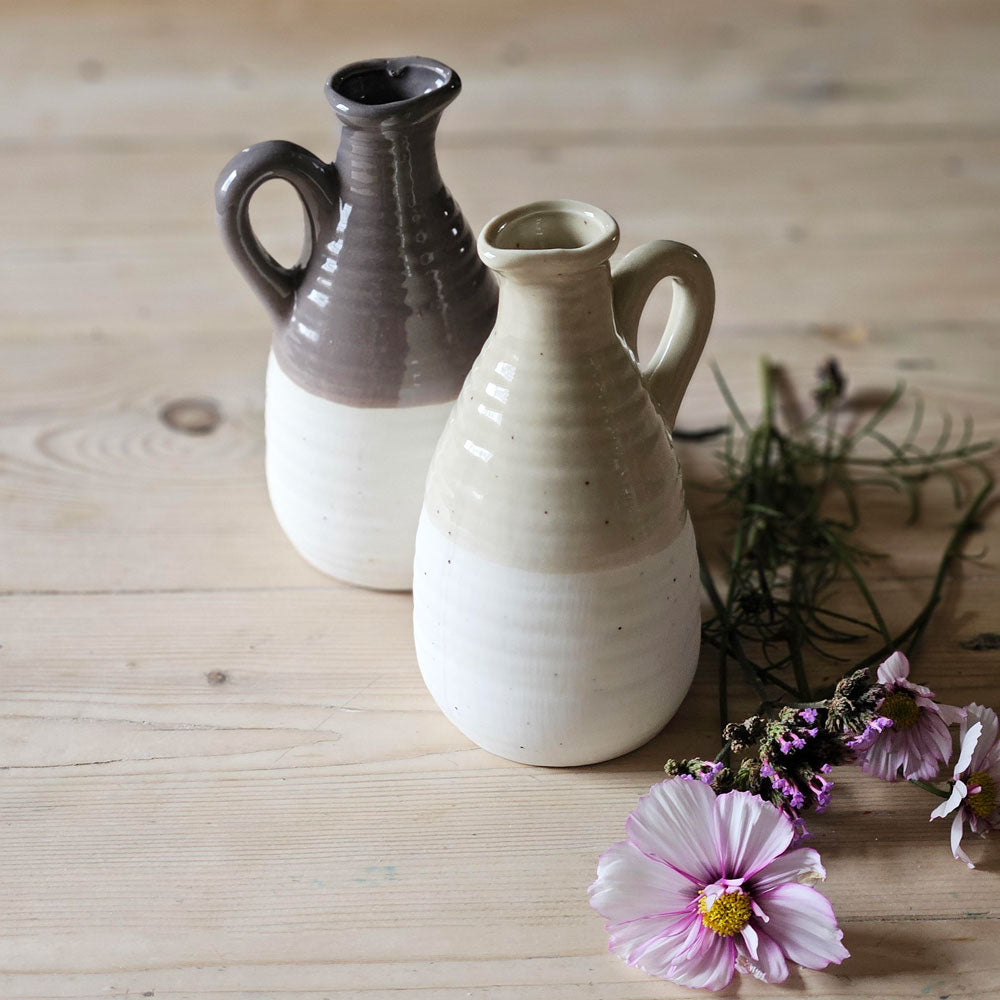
[412, 199, 715, 766]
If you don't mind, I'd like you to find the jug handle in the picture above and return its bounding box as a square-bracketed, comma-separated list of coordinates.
[611, 241, 715, 430]
[215, 140, 337, 323]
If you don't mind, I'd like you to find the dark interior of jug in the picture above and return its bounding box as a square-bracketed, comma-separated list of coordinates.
[336, 64, 447, 105]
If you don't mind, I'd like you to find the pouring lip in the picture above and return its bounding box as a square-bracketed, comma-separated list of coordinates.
[478, 199, 621, 277]
[326, 56, 460, 127]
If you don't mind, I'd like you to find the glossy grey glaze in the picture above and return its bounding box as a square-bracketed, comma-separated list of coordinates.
[215, 57, 498, 408]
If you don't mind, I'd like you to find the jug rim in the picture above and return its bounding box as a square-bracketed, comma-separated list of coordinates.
[478, 199, 621, 277]
[326, 56, 460, 127]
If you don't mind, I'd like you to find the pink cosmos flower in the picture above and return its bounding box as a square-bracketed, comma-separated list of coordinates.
[855, 651, 962, 781]
[930, 703, 1000, 868]
[589, 778, 849, 991]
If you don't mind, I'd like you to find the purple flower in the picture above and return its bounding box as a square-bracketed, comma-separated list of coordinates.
[761, 758, 807, 810]
[589, 778, 849, 991]
[700, 759, 726, 783]
[845, 714, 893, 751]
[809, 767, 834, 810]
[778, 732, 808, 754]
[930, 703, 1000, 868]
[750, 706, 843, 817]
[855, 652, 962, 781]
[788, 811, 811, 845]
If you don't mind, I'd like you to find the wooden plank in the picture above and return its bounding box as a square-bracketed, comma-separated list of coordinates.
[3, 2, 1000, 996]
[2, 323, 997, 593]
[0, 918, 997, 998]
[2, 579, 998, 994]
[2, 0, 1000, 145]
[0, 755, 997, 990]
[3, 137, 1000, 339]
[2, 584, 998, 771]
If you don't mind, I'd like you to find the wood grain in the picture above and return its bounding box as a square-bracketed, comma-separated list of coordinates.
[4, 0, 1000, 145]
[3, 324, 997, 593]
[3, 138, 1000, 341]
[2, 0, 1000, 997]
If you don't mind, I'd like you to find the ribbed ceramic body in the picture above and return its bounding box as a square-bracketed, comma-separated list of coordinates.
[412, 200, 715, 765]
[216, 58, 498, 589]
[266, 352, 454, 588]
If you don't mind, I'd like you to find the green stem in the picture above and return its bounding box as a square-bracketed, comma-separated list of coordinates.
[911, 779, 950, 800]
[786, 558, 813, 701]
[903, 463, 995, 657]
[819, 526, 894, 645]
[698, 359, 996, 785]
[844, 441, 993, 467]
[699, 553, 730, 737]
[711, 363, 751, 434]
[851, 461, 995, 671]
[699, 554, 770, 705]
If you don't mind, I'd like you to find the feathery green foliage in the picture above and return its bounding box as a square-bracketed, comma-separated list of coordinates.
[699, 358, 994, 751]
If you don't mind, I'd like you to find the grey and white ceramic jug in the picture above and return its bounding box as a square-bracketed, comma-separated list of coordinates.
[216, 57, 498, 589]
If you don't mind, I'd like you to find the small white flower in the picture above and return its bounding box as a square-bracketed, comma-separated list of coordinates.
[930, 703, 1000, 868]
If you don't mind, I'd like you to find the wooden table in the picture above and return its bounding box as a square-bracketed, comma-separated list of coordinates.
[3, 2, 999, 996]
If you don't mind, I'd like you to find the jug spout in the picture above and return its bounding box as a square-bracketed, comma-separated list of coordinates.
[478, 200, 622, 353]
[478, 199, 619, 278]
[326, 56, 461, 129]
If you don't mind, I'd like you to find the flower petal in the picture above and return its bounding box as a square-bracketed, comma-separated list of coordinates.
[631, 911, 704, 970]
[966, 705, 999, 771]
[937, 703, 967, 726]
[977, 705, 999, 746]
[953, 723, 983, 779]
[626, 778, 720, 884]
[757, 883, 850, 970]
[860, 736, 899, 781]
[899, 677, 935, 698]
[713, 790, 794, 880]
[898, 713, 953, 780]
[748, 847, 826, 894]
[590, 840, 697, 924]
[984, 742, 1000, 774]
[931, 779, 967, 821]
[735, 927, 789, 983]
[613, 912, 728, 988]
[950, 810, 974, 869]
[877, 651, 910, 685]
[606, 911, 695, 968]
[661, 928, 736, 992]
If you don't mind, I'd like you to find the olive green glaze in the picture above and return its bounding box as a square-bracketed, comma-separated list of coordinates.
[215, 57, 498, 408]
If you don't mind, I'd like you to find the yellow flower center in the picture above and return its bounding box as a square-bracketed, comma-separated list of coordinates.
[698, 889, 752, 937]
[967, 770, 997, 819]
[880, 691, 920, 731]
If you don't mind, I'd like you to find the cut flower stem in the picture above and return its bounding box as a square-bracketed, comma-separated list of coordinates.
[700, 357, 994, 738]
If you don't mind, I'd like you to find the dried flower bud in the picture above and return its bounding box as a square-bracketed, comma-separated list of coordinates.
[814, 357, 846, 410]
[724, 715, 766, 752]
[826, 667, 887, 738]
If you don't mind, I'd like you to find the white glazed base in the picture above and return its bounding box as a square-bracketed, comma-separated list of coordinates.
[412, 511, 701, 765]
[265, 352, 453, 590]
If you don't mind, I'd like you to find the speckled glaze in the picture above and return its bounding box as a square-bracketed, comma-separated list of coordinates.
[412, 200, 715, 765]
[215, 57, 498, 589]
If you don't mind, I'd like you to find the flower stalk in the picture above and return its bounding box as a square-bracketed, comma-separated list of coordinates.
[700, 358, 994, 739]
